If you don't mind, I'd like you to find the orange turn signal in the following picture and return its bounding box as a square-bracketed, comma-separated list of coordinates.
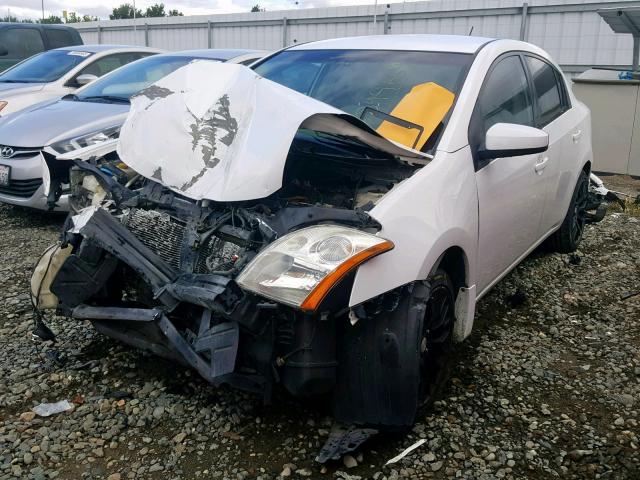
[300, 240, 394, 312]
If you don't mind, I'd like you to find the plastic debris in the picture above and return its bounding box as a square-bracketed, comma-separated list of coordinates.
[33, 400, 74, 417]
[385, 438, 427, 465]
[315, 424, 378, 463]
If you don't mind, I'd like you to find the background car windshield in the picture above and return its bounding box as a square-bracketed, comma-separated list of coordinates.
[254, 49, 472, 145]
[76, 55, 215, 102]
[0, 50, 93, 83]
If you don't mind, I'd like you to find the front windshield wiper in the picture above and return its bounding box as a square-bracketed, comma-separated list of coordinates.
[79, 95, 130, 104]
[0, 79, 29, 83]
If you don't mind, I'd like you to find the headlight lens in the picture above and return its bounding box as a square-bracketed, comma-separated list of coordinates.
[50, 125, 121, 154]
[236, 225, 393, 311]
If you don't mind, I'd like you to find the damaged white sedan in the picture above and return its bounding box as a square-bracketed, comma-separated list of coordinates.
[33, 35, 592, 432]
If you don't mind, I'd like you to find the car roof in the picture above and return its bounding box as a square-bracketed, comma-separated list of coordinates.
[169, 49, 265, 61]
[54, 44, 159, 54]
[288, 34, 495, 54]
[0, 22, 76, 30]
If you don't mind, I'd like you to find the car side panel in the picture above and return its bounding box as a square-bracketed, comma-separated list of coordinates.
[349, 147, 478, 309]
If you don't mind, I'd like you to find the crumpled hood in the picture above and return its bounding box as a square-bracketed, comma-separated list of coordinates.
[0, 82, 45, 95]
[0, 98, 129, 148]
[118, 62, 428, 202]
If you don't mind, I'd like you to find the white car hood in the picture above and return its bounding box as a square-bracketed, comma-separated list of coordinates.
[0, 83, 45, 95]
[118, 61, 428, 202]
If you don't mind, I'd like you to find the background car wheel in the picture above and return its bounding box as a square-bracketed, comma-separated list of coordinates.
[547, 169, 589, 253]
[334, 269, 456, 427]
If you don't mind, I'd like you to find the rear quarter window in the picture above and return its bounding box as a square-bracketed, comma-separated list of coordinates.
[0, 27, 45, 59]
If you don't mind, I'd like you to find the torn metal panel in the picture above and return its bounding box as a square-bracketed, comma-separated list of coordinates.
[315, 424, 378, 463]
[117, 62, 428, 202]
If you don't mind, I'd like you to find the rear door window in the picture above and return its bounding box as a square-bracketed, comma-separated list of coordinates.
[525, 56, 567, 126]
[45, 28, 76, 49]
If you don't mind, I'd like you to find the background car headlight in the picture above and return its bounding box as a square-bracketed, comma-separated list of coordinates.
[236, 225, 393, 311]
[50, 125, 121, 154]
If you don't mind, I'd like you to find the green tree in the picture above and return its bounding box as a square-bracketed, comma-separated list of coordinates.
[65, 12, 98, 23]
[145, 3, 166, 17]
[168, 9, 183, 16]
[110, 4, 144, 20]
[38, 15, 63, 24]
[251, 4, 264, 12]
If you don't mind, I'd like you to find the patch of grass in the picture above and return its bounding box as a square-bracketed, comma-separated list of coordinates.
[607, 198, 640, 216]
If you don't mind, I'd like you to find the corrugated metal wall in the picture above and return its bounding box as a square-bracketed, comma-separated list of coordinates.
[72, 0, 640, 75]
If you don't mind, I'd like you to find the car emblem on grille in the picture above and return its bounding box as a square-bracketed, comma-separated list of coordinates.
[0, 146, 14, 158]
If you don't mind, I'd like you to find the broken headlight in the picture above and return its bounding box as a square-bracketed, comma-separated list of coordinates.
[236, 225, 393, 311]
[49, 125, 121, 154]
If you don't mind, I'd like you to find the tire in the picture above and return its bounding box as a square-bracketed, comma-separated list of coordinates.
[333, 269, 456, 427]
[547, 169, 589, 253]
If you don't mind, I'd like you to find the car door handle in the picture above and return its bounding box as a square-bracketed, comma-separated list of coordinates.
[535, 156, 549, 174]
[572, 130, 582, 143]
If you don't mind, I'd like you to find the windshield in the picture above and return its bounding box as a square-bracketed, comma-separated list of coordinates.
[254, 49, 472, 151]
[0, 50, 93, 83]
[75, 55, 218, 103]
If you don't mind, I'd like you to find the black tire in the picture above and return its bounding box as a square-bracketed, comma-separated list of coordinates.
[547, 169, 589, 253]
[333, 269, 456, 427]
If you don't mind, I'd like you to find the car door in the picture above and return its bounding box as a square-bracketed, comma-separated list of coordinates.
[523, 55, 577, 233]
[0, 27, 45, 72]
[471, 54, 549, 294]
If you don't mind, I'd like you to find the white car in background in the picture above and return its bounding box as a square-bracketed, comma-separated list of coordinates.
[0, 49, 265, 211]
[0, 45, 161, 116]
[36, 35, 592, 432]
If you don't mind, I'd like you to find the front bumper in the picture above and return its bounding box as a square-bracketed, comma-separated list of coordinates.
[0, 152, 69, 211]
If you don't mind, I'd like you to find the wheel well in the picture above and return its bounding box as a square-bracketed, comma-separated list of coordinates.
[435, 247, 467, 296]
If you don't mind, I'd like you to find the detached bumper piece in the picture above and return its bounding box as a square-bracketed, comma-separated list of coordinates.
[70, 305, 239, 383]
[52, 208, 247, 387]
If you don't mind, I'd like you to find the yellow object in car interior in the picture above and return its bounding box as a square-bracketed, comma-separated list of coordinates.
[377, 82, 455, 151]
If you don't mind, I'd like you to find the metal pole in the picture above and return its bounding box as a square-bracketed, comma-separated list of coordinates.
[519, 2, 529, 41]
[41, 0, 44, 20]
[282, 17, 288, 47]
[384, 9, 389, 34]
[144, 23, 149, 46]
[373, 0, 378, 27]
[133, 0, 137, 35]
[634, 36, 639, 71]
[97, 24, 102, 44]
[207, 20, 212, 48]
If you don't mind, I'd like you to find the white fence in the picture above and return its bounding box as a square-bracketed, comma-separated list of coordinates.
[72, 0, 640, 75]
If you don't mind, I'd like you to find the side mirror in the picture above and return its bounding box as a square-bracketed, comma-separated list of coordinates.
[480, 123, 549, 160]
[75, 73, 98, 86]
[0, 47, 8, 56]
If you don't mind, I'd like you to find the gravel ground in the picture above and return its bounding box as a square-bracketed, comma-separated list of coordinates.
[0, 198, 638, 480]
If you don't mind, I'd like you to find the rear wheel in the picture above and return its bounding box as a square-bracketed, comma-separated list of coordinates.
[547, 170, 589, 253]
[333, 269, 456, 427]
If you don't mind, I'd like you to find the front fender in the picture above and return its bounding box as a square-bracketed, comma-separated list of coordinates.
[349, 147, 478, 306]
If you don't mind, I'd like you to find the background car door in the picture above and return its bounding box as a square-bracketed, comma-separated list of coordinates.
[472, 54, 549, 294]
[0, 27, 45, 72]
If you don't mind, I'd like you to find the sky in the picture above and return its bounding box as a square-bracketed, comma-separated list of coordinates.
[1, 0, 402, 20]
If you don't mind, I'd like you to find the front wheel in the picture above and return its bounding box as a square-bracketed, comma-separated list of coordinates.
[333, 269, 456, 427]
[547, 170, 589, 253]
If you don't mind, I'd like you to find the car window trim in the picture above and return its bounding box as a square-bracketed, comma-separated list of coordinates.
[522, 53, 571, 128]
[468, 51, 534, 171]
